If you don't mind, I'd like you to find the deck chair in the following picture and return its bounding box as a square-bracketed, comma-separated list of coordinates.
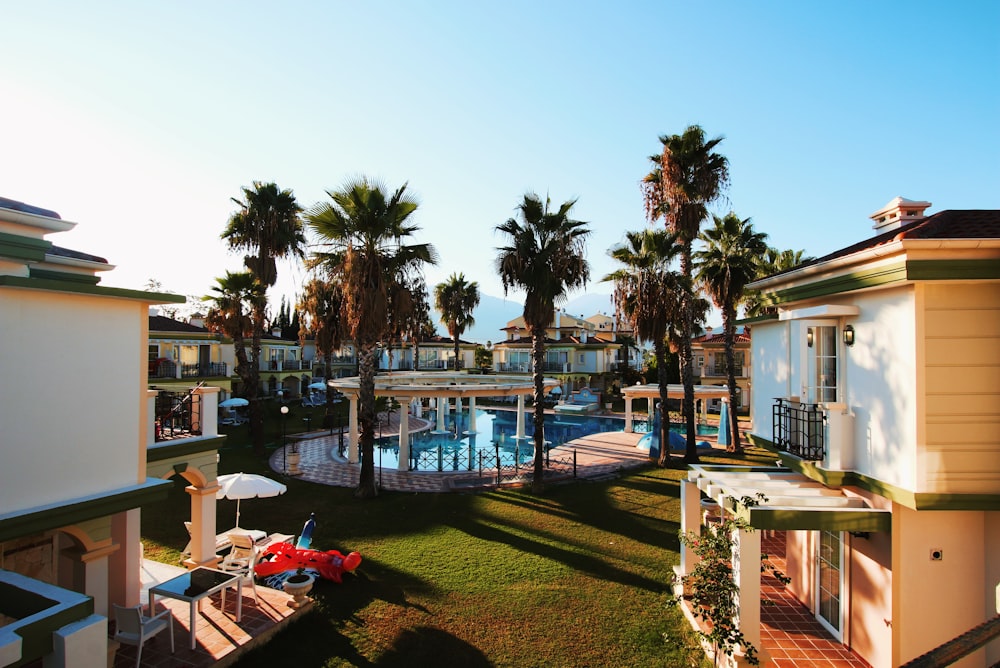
[113, 603, 174, 667]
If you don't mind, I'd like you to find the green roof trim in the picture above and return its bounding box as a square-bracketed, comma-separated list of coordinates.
[766, 262, 908, 305]
[0, 231, 51, 263]
[748, 434, 1000, 510]
[0, 275, 185, 303]
[146, 435, 226, 463]
[745, 506, 892, 532]
[0, 480, 172, 544]
[28, 268, 101, 286]
[906, 259, 1000, 281]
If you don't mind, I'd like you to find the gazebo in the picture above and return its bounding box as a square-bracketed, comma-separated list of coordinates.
[327, 372, 560, 471]
[620, 383, 731, 433]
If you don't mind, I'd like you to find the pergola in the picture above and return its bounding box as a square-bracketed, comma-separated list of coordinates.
[327, 372, 560, 471]
[620, 383, 732, 432]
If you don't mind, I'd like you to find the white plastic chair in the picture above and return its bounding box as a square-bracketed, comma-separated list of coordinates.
[113, 603, 174, 667]
[218, 533, 259, 602]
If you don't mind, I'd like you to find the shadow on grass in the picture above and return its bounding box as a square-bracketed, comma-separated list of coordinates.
[370, 626, 491, 667]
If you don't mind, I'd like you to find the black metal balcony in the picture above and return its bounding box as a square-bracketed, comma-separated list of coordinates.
[772, 398, 824, 461]
[180, 362, 228, 378]
[154, 389, 202, 441]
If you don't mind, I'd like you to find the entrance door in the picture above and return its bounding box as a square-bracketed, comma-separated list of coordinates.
[816, 530, 844, 639]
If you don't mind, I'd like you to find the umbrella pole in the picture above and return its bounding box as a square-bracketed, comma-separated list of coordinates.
[235, 498, 241, 529]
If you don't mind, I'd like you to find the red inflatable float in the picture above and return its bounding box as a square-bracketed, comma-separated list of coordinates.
[254, 541, 362, 583]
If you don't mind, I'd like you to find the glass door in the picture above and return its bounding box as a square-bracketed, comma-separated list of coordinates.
[816, 530, 844, 639]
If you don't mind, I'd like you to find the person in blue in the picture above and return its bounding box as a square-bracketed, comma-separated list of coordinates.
[296, 512, 316, 549]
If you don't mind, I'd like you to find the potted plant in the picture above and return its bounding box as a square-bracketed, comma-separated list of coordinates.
[282, 568, 314, 608]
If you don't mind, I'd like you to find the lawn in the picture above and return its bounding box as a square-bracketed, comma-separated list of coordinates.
[140, 408, 772, 667]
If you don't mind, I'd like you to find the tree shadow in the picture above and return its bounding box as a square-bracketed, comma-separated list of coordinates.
[373, 626, 491, 667]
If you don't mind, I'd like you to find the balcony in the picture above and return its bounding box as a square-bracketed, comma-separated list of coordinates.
[154, 389, 203, 441]
[772, 398, 824, 461]
[496, 362, 529, 373]
[418, 359, 463, 371]
[180, 362, 228, 378]
[260, 359, 306, 372]
[704, 364, 746, 378]
[149, 359, 177, 379]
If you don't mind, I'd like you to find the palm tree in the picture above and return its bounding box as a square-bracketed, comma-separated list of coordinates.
[641, 125, 729, 464]
[221, 181, 304, 455]
[695, 213, 769, 454]
[307, 177, 438, 498]
[298, 276, 347, 413]
[604, 229, 688, 466]
[743, 248, 812, 318]
[434, 272, 480, 371]
[496, 193, 590, 493]
[203, 271, 265, 407]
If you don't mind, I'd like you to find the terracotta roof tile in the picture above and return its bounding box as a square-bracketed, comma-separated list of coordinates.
[790, 209, 1000, 274]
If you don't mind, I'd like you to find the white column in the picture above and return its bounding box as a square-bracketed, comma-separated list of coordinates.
[624, 397, 634, 433]
[397, 398, 410, 472]
[454, 396, 462, 432]
[516, 395, 526, 439]
[436, 396, 446, 432]
[184, 483, 220, 569]
[468, 396, 477, 432]
[348, 395, 360, 463]
[109, 509, 141, 608]
[734, 527, 762, 653]
[679, 480, 702, 578]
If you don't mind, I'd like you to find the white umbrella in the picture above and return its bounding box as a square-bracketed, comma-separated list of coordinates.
[219, 398, 249, 408]
[215, 472, 287, 528]
[308, 382, 327, 390]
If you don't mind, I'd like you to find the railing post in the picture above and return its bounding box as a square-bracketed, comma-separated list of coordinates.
[495, 443, 501, 485]
[573, 449, 577, 478]
[437, 444, 443, 472]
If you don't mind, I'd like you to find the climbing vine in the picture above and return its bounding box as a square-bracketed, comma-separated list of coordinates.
[669, 494, 789, 666]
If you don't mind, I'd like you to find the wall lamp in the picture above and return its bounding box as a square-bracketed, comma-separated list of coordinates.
[806, 328, 814, 347]
[843, 325, 856, 347]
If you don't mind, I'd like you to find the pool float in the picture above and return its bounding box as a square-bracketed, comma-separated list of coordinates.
[255, 540, 362, 583]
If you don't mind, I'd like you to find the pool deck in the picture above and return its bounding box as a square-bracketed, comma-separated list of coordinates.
[268, 408, 719, 493]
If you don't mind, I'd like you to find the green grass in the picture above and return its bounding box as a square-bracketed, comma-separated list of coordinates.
[140, 414, 774, 667]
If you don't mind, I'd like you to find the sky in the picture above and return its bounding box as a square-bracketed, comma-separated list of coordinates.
[3, 1, 998, 333]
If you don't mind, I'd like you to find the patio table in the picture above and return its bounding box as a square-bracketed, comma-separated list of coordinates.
[148, 567, 242, 649]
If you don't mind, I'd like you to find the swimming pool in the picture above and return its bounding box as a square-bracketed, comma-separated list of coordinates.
[368, 408, 715, 471]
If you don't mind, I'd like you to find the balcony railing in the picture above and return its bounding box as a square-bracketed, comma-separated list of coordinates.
[149, 359, 177, 379]
[772, 398, 824, 461]
[496, 362, 529, 373]
[542, 361, 571, 373]
[418, 359, 463, 371]
[154, 389, 202, 441]
[704, 365, 746, 377]
[261, 359, 305, 372]
[181, 362, 228, 378]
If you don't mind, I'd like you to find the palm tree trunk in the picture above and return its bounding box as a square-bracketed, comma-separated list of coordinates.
[655, 338, 671, 467]
[355, 345, 378, 498]
[680, 247, 700, 464]
[248, 299, 265, 456]
[453, 335, 460, 371]
[722, 307, 743, 454]
[530, 326, 546, 494]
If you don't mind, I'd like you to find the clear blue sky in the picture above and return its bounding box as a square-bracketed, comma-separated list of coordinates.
[3, 1, 998, 325]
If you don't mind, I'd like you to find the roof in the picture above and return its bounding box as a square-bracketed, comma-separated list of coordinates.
[0, 196, 61, 219]
[693, 326, 750, 345]
[149, 315, 208, 333]
[771, 209, 1000, 279]
[49, 244, 108, 265]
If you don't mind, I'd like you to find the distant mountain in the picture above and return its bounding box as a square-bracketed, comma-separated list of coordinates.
[431, 292, 615, 345]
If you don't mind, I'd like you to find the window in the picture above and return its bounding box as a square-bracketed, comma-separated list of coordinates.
[148, 344, 159, 362]
[808, 326, 837, 402]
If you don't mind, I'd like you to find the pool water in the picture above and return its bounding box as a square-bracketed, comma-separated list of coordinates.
[368, 409, 716, 471]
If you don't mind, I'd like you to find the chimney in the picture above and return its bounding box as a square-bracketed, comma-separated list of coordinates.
[870, 197, 931, 234]
[272, 326, 282, 337]
[189, 313, 205, 328]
